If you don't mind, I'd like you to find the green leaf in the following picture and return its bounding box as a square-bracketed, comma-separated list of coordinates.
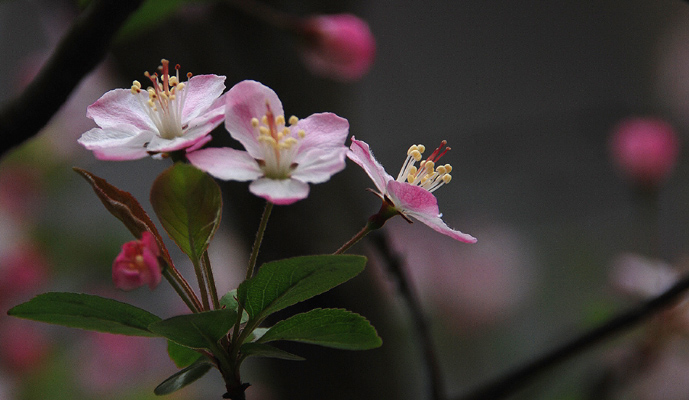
[167, 340, 202, 368]
[220, 289, 248, 324]
[148, 309, 236, 348]
[115, 0, 186, 42]
[258, 308, 382, 350]
[7, 292, 161, 336]
[239, 342, 305, 361]
[237, 255, 367, 321]
[150, 163, 222, 263]
[73, 167, 174, 266]
[154, 357, 213, 395]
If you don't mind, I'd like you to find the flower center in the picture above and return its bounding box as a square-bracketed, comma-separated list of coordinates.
[396, 140, 453, 192]
[130, 59, 190, 140]
[251, 102, 306, 179]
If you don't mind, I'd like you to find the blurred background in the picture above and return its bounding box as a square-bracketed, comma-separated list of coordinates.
[2, 0, 689, 399]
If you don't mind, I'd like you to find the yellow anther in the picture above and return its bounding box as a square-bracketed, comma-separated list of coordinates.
[436, 165, 446, 174]
[258, 126, 270, 136]
[147, 99, 156, 108]
[284, 137, 298, 147]
[130, 86, 140, 94]
[251, 118, 260, 127]
[176, 82, 185, 91]
[424, 160, 435, 172]
[410, 149, 422, 161]
[407, 145, 416, 156]
[133, 80, 142, 89]
[160, 92, 169, 101]
[289, 115, 299, 125]
[261, 115, 268, 125]
[444, 164, 452, 173]
[298, 130, 306, 138]
[277, 131, 284, 140]
[275, 115, 285, 126]
[407, 173, 415, 183]
[417, 144, 426, 153]
[258, 136, 277, 146]
[282, 127, 291, 136]
[443, 174, 452, 184]
[169, 76, 178, 86]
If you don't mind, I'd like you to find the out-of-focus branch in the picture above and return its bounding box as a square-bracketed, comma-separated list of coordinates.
[371, 232, 447, 400]
[0, 0, 144, 159]
[457, 270, 689, 400]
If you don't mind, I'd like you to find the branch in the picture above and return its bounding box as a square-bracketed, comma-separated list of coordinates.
[0, 0, 144, 159]
[457, 270, 689, 400]
[371, 232, 447, 400]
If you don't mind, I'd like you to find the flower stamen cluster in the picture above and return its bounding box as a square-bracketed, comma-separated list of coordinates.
[251, 104, 307, 179]
[396, 141, 453, 192]
[130, 60, 190, 140]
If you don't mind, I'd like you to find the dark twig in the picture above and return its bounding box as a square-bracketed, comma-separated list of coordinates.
[371, 232, 446, 400]
[0, 0, 144, 159]
[457, 270, 689, 400]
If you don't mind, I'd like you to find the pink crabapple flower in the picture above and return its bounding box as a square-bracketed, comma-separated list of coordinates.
[347, 137, 477, 243]
[112, 231, 162, 291]
[298, 14, 376, 81]
[78, 59, 226, 160]
[187, 80, 349, 205]
[609, 117, 680, 189]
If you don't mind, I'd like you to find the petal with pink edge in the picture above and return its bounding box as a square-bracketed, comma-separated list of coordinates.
[249, 177, 309, 205]
[87, 89, 155, 131]
[347, 137, 392, 194]
[292, 113, 349, 153]
[180, 75, 226, 123]
[225, 80, 284, 159]
[291, 147, 348, 184]
[187, 147, 263, 181]
[386, 180, 476, 243]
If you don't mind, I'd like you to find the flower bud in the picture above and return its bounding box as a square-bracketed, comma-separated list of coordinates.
[609, 117, 680, 189]
[112, 231, 162, 291]
[298, 14, 376, 81]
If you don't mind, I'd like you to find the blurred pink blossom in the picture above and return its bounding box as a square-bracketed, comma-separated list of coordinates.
[76, 332, 157, 395]
[0, 243, 50, 309]
[609, 117, 680, 189]
[112, 232, 162, 291]
[298, 14, 376, 81]
[383, 220, 533, 329]
[0, 319, 51, 373]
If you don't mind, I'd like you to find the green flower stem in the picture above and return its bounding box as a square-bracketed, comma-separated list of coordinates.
[334, 223, 373, 254]
[335, 199, 399, 254]
[202, 250, 220, 310]
[162, 261, 202, 313]
[231, 201, 274, 348]
[192, 257, 211, 311]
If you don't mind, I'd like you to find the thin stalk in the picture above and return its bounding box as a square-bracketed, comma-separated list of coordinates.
[202, 250, 221, 310]
[192, 258, 211, 311]
[231, 201, 274, 347]
[162, 267, 201, 313]
[334, 223, 373, 254]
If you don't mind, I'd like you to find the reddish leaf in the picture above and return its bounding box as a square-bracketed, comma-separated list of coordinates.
[73, 167, 173, 266]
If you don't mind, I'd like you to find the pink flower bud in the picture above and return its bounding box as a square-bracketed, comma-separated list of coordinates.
[112, 232, 162, 291]
[298, 14, 376, 81]
[609, 117, 680, 188]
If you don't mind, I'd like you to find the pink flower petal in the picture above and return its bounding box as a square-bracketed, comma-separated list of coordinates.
[86, 89, 155, 131]
[249, 177, 310, 205]
[387, 180, 477, 243]
[79, 127, 154, 160]
[292, 113, 350, 153]
[225, 80, 284, 159]
[187, 147, 263, 181]
[291, 147, 348, 183]
[347, 137, 392, 194]
[180, 75, 226, 123]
